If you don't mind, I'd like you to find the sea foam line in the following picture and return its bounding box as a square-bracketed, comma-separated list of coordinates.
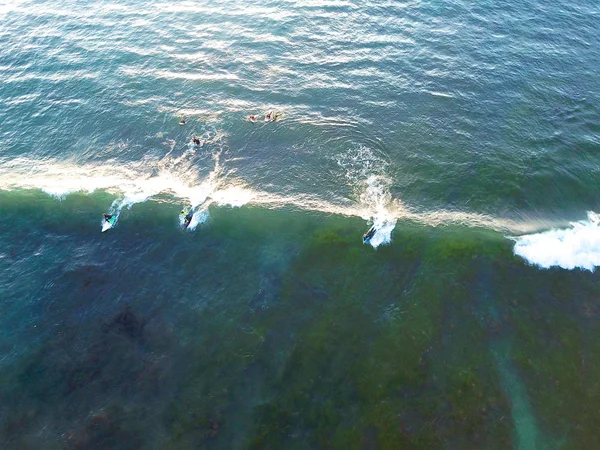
[0, 157, 529, 234]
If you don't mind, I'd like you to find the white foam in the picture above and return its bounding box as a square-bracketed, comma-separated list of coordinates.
[512, 211, 600, 271]
[187, 208, 209, 231]
[178, 207, 209, 231]
[211, 186, 255, 208]
[0, 129, 229, 202]
[0, 155, 533, 234]
[122, 192, 151, 208]
[100, 198, 124, 232]
[337, 147, 398, 247]
[187, 187, 210, 209]
[366, 217, 397, 249]
[101, 219, 113, 232]
[41, 187, 70, 200]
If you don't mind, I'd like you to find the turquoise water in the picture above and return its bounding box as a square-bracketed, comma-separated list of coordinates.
[1, 0, 600, 448]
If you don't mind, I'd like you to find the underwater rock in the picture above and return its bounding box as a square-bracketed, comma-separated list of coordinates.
[103, 306, 144, 339]
[208, 418, 220, 438]
[65, 407, 141, 449]
[65, 365, 102, 395]
[249, 273, 283, 310]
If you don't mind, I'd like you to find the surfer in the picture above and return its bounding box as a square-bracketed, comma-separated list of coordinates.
[265, 111, 280, 122]
[101, 212, 116, 232]
[180, 209, 194, 229]
[192, 136, 201, 145]
[248, 114, 257, 122]
[363, 226, 376, 243]
[179, 117, 186, 125]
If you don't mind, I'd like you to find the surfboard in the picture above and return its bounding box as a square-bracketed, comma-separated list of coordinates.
[180, 208, 193, 230]
[363, 226, 376, 243]
[183, 216, 193, 229]
[102, 217, 116, 232]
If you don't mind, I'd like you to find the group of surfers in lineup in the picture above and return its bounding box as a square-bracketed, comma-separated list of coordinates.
[177, 112, 281, 145]
[178, 111, 281, 127]
[247, 111, 281, 122]
[102, 112, 378, 243]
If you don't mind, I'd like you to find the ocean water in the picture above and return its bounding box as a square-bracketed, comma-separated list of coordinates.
[1, 0, 600, 448]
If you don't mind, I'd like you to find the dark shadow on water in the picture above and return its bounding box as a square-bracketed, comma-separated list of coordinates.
[1, 304, 177, 449]
[102, 305, 145, 340]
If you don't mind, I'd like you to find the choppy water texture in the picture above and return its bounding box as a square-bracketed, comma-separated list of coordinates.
[1, 0, 600, 448]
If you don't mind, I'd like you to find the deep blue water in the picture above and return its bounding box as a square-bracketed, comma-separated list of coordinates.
[1, 0, 600, 448]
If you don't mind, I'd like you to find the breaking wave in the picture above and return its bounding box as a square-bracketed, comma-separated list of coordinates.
[512, 211, 600, 271]
[0, 145, 535, 236]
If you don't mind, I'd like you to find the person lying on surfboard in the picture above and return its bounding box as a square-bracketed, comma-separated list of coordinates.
[192, 136, 201, 145]
[265, 111, 280, 122]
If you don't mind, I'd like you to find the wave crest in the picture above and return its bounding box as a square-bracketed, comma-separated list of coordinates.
[513, 212, 600, 271]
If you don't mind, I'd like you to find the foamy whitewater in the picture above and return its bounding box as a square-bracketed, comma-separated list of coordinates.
[513, 212, 600, 271]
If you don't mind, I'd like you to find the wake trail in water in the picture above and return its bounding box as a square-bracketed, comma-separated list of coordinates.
[101, 197, 139, 232]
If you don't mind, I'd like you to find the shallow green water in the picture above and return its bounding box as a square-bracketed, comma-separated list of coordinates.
[2, 194, 600, 448]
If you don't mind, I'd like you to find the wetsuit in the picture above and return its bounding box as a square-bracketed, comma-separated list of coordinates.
[363, 226, 376, 242]
[183, 212, 193, 229]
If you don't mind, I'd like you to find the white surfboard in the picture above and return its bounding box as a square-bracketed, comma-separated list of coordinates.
[102, 217, 116, 232]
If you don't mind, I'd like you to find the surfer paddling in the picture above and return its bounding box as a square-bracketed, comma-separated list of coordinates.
[264, 111, 281, 122]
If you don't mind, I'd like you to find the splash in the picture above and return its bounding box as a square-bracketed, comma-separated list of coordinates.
[101, 198, 126, 232]
[359, 175, 397, 248]
[337, 146, 397, 247]
[182, 208, 210, 231]
[512, 212, 600, 271]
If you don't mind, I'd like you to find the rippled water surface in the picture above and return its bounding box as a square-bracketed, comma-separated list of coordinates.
[1, 0, 600, 448]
